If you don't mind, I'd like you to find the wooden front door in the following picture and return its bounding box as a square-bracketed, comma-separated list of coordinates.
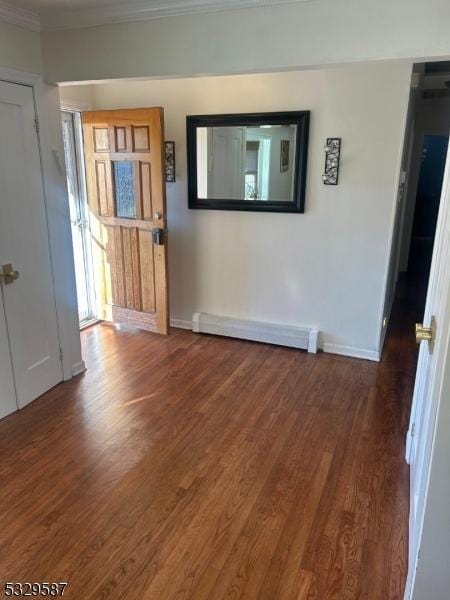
[82, 108, 169, 334]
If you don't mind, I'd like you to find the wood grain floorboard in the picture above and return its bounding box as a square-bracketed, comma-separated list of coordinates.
[0, 298, 415, 599]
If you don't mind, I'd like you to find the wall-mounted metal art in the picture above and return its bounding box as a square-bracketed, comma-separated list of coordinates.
[322, 138, 341, 185]
[165, 141, 175, 182]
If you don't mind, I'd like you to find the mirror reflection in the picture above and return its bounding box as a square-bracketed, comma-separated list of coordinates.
[196, 124, 297, 202]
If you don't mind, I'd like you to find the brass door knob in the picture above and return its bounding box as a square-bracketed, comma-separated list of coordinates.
[1, 264, 19, 285]
[416, 322, 433, 344]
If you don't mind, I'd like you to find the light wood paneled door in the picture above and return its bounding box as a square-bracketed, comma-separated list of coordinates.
[82, 108, 169, 334]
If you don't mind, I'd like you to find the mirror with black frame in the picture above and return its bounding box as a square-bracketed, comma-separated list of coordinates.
[186, 112, 310, 213]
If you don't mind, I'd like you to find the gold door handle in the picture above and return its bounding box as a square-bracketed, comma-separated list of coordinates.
[1, 264, 19, 285]
[416, 322, 433, 344]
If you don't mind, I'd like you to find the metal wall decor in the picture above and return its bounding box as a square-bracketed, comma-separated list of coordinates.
[165, 141, 176, 182]
[322, 138, 341, 185]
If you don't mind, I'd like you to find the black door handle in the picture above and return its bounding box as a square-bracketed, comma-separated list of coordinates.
[152, 228, 165, 245]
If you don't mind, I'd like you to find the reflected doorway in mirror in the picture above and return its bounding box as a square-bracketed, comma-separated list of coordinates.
[280, 139, 290, 173]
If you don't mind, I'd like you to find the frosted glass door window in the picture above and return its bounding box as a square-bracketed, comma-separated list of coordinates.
[114, 161, 136, 218]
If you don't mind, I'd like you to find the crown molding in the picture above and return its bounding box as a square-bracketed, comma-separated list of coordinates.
[41, 0, 313, 31]
[0, 0, 40, 31]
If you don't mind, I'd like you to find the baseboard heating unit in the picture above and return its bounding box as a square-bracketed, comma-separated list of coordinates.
[192, 312, 319, 353]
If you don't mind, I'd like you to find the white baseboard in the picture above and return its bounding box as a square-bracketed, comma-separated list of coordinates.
[72, 360, 87, 377]
[322, 343, 380, 362]
[170, 318, 192, 330]
[192, 312, 319, 353]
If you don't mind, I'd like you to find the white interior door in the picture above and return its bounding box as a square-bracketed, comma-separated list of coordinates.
[0, 80, 62, 410]
[410, 306, 450, 600]
[208, 127, 245, 199]
[405, 142, 450, 598]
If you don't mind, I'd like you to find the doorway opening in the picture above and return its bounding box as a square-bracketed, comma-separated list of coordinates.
[405, 133, 449, 314]
[388, 61, 450, 334]
[61, 110, 97, 328]
[61, 107, 170, 335]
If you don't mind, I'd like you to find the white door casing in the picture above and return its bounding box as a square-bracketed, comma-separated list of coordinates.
[61, 110, 96, 327]
[405, 141, 450, 598]
[0, 293, 16, 419]
[0, 80, 62, 409]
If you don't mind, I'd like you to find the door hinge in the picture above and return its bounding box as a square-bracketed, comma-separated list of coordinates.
[34, 116, 40, 133]
[411, 423, 416, 438]
[59, 347, 63, 362]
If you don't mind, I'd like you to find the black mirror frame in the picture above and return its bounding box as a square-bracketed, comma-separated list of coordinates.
[186, 111, 310, 213]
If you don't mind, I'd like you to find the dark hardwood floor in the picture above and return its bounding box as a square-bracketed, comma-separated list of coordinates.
[0, 301, 417, 599]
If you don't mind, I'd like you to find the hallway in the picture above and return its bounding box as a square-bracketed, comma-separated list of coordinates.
[0, 307, 416, 599]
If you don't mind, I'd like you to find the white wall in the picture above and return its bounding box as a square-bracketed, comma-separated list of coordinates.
[43, 0, 450, 84]
[0, 20, 42, 74]
[59, 84, 95, 109]
[88, 63, 411, 357]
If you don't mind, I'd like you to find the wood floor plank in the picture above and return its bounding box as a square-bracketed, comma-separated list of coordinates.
[0, 294, 415, 599]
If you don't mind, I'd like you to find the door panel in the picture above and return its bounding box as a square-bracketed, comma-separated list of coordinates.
[208, 127, 245, 199]
[405, 142, 450, 597]
[0, 293, 16, 419]
[83, 109, 169, 334]
[0, 81, 62, 409]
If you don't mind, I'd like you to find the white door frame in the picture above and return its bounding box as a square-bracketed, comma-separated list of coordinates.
[61, 108, 97, 327]
[0, 66, 84, 380]
[400, 128, 450, 277]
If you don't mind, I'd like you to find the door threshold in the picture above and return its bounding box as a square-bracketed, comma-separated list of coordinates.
[80, 318, 100, 331]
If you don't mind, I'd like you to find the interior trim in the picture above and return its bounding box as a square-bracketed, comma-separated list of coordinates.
[170, 318, 192, 330]
[60, 100, 92, 112]
[72, 360, 87, 376]
[322, 342, 380, 362]
[41, 0, 313, 31]
[0, 0, 40, 32]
